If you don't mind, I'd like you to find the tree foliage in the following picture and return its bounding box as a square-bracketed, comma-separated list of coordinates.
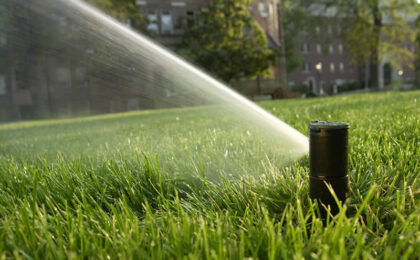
[414, 5, 420, 88]
[179, 0, 276, 83]
[345, 1, 415, 65]
[281, 0, 306, 74]
[85, 0, 149, 34]
[416, 35, 420, 87]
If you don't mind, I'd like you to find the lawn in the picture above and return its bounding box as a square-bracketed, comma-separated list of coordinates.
[0, 90, 419, 259]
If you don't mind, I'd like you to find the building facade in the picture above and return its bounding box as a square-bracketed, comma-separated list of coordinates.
[1, 1, 417, 122]
[286, 6, 418, 95]
[135, 0, 281, 49]
[287, 26, 360, 95]
[0, 0, 282, 122]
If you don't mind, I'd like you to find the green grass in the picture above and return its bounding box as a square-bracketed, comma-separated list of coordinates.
[0, 91, 419, 259]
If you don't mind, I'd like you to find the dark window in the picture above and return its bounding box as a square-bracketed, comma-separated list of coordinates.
[19, 105, 35, 119]
[55, 67, 71, 88]
[186, 11, 194, 27]
[15, 66, 30, 90]
[0, 75, 6, 95]
[302, 43, 310, 53]
[303, 62, 312, 72]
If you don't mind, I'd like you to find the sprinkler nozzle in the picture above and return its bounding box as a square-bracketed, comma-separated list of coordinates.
[309, 120, 350, 218]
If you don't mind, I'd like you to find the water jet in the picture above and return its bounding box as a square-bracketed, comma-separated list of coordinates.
[0, 0, 309, 177]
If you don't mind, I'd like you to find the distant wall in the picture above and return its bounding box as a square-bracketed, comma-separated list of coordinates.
[231, 79, 300, 99]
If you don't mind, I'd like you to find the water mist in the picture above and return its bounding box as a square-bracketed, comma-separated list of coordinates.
[1, 0, 308, 178]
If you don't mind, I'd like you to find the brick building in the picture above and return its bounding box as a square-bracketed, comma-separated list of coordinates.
[135, 0, 281, 53]
[286, 6, 417, 95]
[287, 26, 360, 95]
[0, 0, 282, 122]
[0, 1, 417, 122]
[135, 1, 416, 96]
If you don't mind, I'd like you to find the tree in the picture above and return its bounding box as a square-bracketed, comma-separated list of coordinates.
[281, 0, 306, 74]
[179, 0, 276, 83]
[85, 0, 149, 34]
[277, 0, 288, 87]
[303, 0, 417, 89]
[415, 6, 420, 89]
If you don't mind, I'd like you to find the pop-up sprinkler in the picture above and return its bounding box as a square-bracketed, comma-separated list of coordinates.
[309, 121, 350, 218]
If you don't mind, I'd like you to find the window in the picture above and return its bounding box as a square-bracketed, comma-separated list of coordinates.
[186, 11, 194, 28]
[307, 79, 315, 94]
[0, 75, 6, 95]
[56, 67, 71, 88]
[84, 101, 91, 115]
[125, 19, 131, 28]
[338, 44, 343, 54]
[15, 67, 28, 90]
[301, 25, 308, 35]
[74, 67, 86, 87]
[161, 11, 172, 35]
[258, 0, 267, 17]
[302, 43, 310, 53]
[329, 44, 334, 54]
[320, 81, 325, 95]
[147, 11, 158, 33]
[165, 88, 174, 98]
[0, 32, 6, 46]
[303, 62, 311, 73]
[330, 62, 335, 73]
[171, 1, 186, 7]
[110, 100, 117, 113]
[268, 3, 274, 17]
[58, 17, 67, 26]
[339, 62, 344, 72]
[57, 104, 72, 118]
[74, 67, 85, 81]
[19, 105, 35, 120]
[315, 26, 320, 34]
[136, 0, 146, 5]
[76, 101, 90, 116]
[127, 98, 139, 111]
[332, 84, 338, 94]
[335, 79, 346, 86]
[316, 44, 322, 54]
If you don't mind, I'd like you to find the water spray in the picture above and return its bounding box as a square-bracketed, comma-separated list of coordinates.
[309, 121, 350, 218]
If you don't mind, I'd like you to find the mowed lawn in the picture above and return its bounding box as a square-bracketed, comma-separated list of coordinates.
[0, 90, 419, 259]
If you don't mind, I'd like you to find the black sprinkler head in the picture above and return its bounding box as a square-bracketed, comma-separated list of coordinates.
[309, 120, 350, 218]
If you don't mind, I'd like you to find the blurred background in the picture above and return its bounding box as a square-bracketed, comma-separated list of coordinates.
[0, 0, 419, 122]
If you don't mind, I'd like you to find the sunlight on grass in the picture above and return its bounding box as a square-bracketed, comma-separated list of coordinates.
[0, 91, 419, 259]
